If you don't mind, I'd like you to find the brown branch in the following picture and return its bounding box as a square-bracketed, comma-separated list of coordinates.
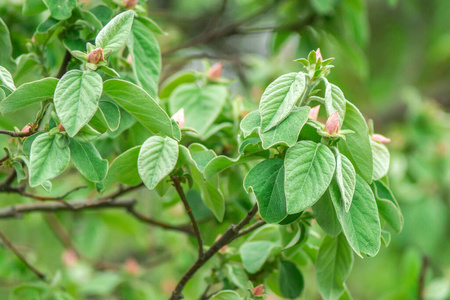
[1, 185, 87, 202]
[0, 230, 46, 281]
[56, 51, 71, 79]
[169, 203, 260, 300]
[0, 130, 38, 138]
[171, 176, 204, 257]
[236, 219, 266, 238]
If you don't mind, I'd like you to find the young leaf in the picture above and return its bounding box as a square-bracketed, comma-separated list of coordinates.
[210, 290, 241, 300]
[102, 146, 141, 191]
[0, 77, 58, 114]
[312, 191, 341, 237]
[315, 234, 354, 300]
[240, 241, 277, 273]
[324, 79, 346, 127]
[240, 110, 260, 138]
[138, 136, 178, 190]
[136, 16, 167, 35]
[42, 0, 76, 20]
[0, 66, 15, 91]
[260, 106, 310, 149]
[278, 260, 304, 298]
[95, 10, 134, 53]
[0, 18, 15, 71]
[244, 159, 287, 223]
[54, 70, 103, 137]
[284, 140, 336, 214]
[371, 140, 390, 180]
[373, 180, 403, 233]
[159, 70, 197, 99]
[330, 175, 381, 257]
[169, 83, 228, 136]
[73, 125, 101, 143]
[29, 133, 70, 187]
[259, 72, 306, 132]
[127, 18, 161, 99]
[332, 148, 356, 213]
[98, 100, 121, 132]
[23, 0, 47, 16]
[103, 79, 177, 140]
[69, 140, 108, 182]
[338, 101, 373, 183]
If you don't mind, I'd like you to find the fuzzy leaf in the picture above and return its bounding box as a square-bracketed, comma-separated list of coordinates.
[69, 140, 108, 182]
[95, 10, 134, 53]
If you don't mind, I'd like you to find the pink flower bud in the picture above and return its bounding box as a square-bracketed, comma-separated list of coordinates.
[324, 111, 339, 135]
[172, 108, 185, 128]
[87, 47, 104, 64]
[62, 249, 78, 267]
[308, 105, 320, 121]
[126, 54, 133, 65]
[123, 0, 138, 9]
[21, 125, 31, 133]
[31, 37, 35, 43]
[372, 133, 391, 144]
[58, 123, 65, 132]
[253, 284, 264, 296]
[125, 258, 141, 275]
[316, 48, 323, 62]
[207, 62, 223, 80]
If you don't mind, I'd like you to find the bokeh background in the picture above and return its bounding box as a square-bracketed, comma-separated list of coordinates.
[0, 0, 449, 299]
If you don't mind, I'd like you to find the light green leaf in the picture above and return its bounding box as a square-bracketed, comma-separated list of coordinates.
[136, 16, 167, 35]
[261, 106, 310, 149]
[102, 146, 141, 191]
[138, 136, 178, 190]
[204, 153, 266, 180]
[159, 70, 197, 99]
[284, 140, 336, 213]
[98, 100, 121, 132]
[381, 230, 391, 246]
[210, 290, 241, 300]
[128, 18, 161, 99]
[259, 72, 306, 132]
[0, 66, 15, 91]
[338, 101, 372, 183]
[278, 260, 304, 298]
[225, 264, 248, 290]
[0, 18, 15, 71]
[244, 159, 287, 223]
[316, 234, 354, 300]
[312, 191, 341, 237]
[330, 175, 381, 257]
[0, 77, 58, 114]
[69, 140, 107, 182]
[23, 0, 47, 16]
[95, 10, 134, 53]
[54, 70, 103, 137]
[73, 125, 101, 143]
[240, 241, 276, 274]
[371, 141, 390, 181]
[240, 110, 260, 138]
[372, 180, 403, 233]
[103, 79, 177, 139]
[324, 79, 346, 127]
[332, 147, 356, 213]
[43, 0, 76, 20]
[186, 144, 216, 172]
[169, 83, 228, 136]
[29, 133, 70, 187]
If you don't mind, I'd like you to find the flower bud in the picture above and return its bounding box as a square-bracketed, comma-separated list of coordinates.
[253, 284, 264, 296]
[125, 258, 141, 275]
[172, 108, 185, 128]
[316, 48, 323, 62]
[21, 125, 31, 133]
[62, 249, 78, 267]
[308, 105, 320, 121]
[372, 133, 391, 144]
[87, 47, 104, 64]
[123, 0, 138, 9]
[207, 62, 223, 80]
[58, 123, 65, 132]
[324, 111, 339, 135]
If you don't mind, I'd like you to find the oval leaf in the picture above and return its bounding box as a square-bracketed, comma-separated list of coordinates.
[373, 180, 403, 233]
[332, 148, 356, 213]
[43, 0, 76, 20]
[0, 65, 15, 91]
[69, 140, 108, 182]
[278, 260, 304, 298]
[102, 146, 141, 191]
[371, 140, 390, 180]
[95, 10, 134, 53]
[324, 79, 346, 127]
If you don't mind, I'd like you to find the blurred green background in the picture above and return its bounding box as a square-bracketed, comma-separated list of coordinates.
[0, 0, 449, 299]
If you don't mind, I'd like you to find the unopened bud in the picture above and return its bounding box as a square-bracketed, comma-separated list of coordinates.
[253, 284, 264, 296]
[308, 105, 320, 121]
[316, 48, 323, 62]
[123, 0, 138, 9]
[172, 108, 185, 128]
[207, 62, 223, 80]
[58, 123, 65, 132]
[21, 125, 31, 133]
[87, 47, 104, 64]
[324, 111, 339, 135]
[372, 133, 391, 144]
[62, 249, 78, 267]
[125, 258, 141, 275]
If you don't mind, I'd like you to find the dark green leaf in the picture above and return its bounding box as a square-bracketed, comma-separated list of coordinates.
[278, 260, 304, 298]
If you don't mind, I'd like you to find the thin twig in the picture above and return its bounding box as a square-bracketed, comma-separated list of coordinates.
[171, 176, 204, 257]
[0, 130, 38, 138]
[236, 219, 266, 238]
[0, 230, 46, 281]
[43, 213, 80, 256]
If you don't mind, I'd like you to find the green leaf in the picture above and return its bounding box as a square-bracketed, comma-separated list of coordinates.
[29, 133, 70, 187]
[204, 153, 266, 180]
[338, 101, 372, 183]
[37, 17, 61, 34]
[372, 180, 403, 233]
[73, 125, 101, 143]
[324, 80, 346, 127]
[102, 146, 141, 190]
[210, 290, 241, 300]
[244, 159, 287, 223]
[0, 66, 15, 91]
[54, 70, 103, 137]
[185, 144, 216, 172]
[284, 140, 336, 213]
[127, 18, 161, 99]
[371, 141, 390, 181]
[330, 175, 381, 257]
[240, 241, 276, 274]
[95, 10, 134, 53]
[225, 264, 248, 290]
[261, 106, 310, 149]
[98, 100, 121, 132]
[137, 16, 167, 35]
[0, 77, 58, 114]
[169, 83, 228, 136]
[259, 72, 306, 132]
[69, 140, 107, 182]
[240, 110, 260, 138]
[278, 260, 304, 298]
[159, 70, 197, 99]
[23, 0, 47, 16]
[23, 132, 44, 156]
[0, 18, 15, 72]
[312, 191, 341, 237]
[138, 136, 178, 190]
[43, 0, 76, 20]
[103, 79, 177, 139]
[332, 148, 356, 213]
[315, 234, 354, 300]
[90, 5, 113, 26]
